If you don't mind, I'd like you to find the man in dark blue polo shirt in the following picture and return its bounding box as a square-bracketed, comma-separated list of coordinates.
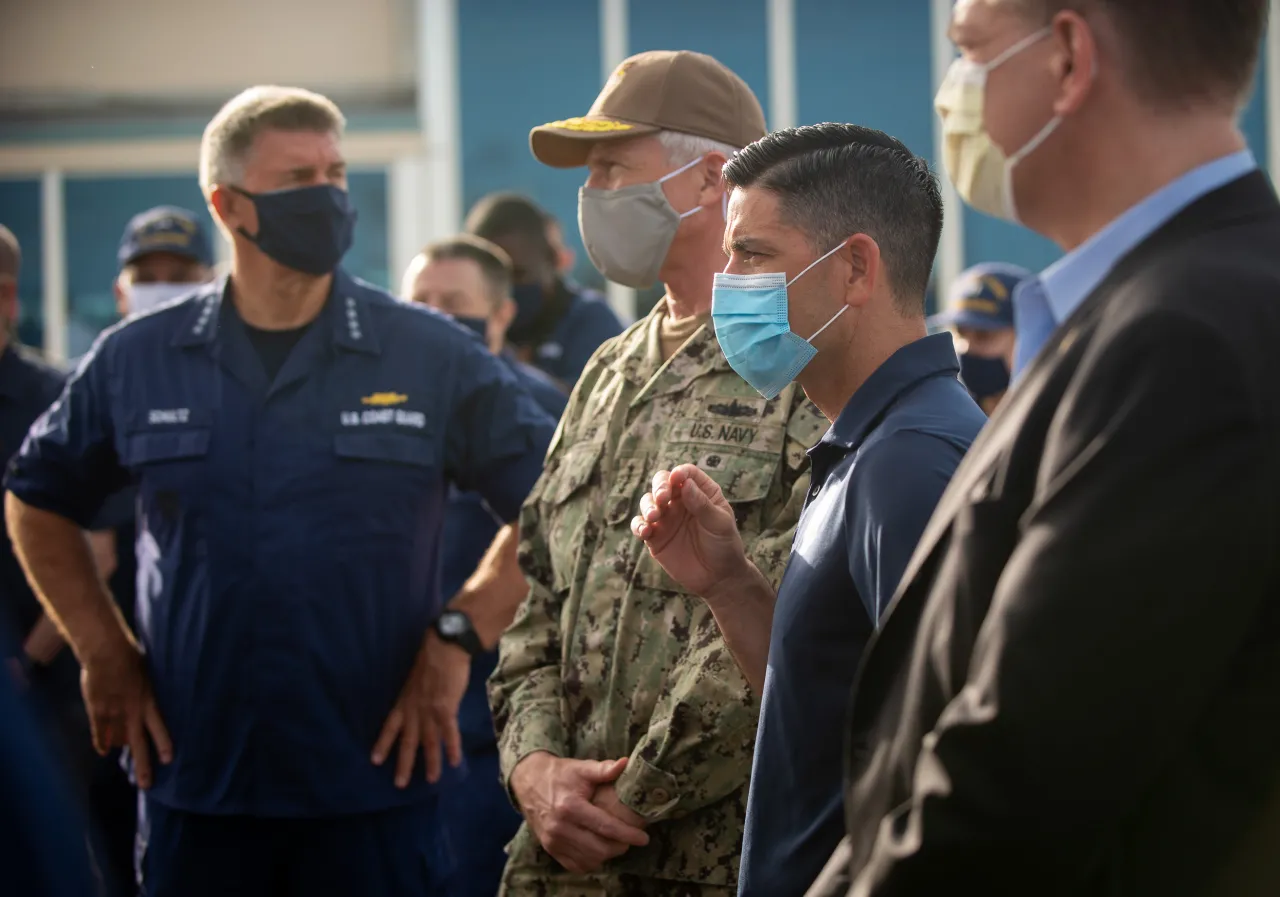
[632, 123, 986, 897]
[4, 85, 555, 897]
[464, 193, 625, 386]
[402, 234, 568, 897]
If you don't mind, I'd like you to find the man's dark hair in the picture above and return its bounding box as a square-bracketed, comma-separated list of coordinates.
[723, 123, 943, 313]
[1026, 0, 1267, 108]
[422, 234, 513, 308]
[463, 193, 555, 261]
[0, 224, 20, 281]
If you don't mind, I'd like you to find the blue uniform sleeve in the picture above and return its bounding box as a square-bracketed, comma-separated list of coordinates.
[4, 337, 129, 529]
[560, 298, 624, 382]
[444, 341, 556, 523]
[88, 485, 137, 531]
[846, 430, 966, 622]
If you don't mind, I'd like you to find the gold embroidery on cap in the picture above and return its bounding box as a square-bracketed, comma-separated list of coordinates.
[545, 117, 635, 133]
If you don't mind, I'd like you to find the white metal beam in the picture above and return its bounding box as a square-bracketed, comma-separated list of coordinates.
[419, 0, 462, 242]
[600, 0, 636, 323]
[40, 168, 67, 363]
[931, 0, 965, 299]
[767, 0, 798, 130]
[388, 154, 428, 292]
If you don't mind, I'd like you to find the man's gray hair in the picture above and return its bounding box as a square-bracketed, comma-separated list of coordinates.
[199, 86, 346, 192]
[657, 130, 740, 167]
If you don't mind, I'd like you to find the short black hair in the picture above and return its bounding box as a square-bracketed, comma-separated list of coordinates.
[422, 234, 513, 307]
[723, 123, 942, 313]
[0, 224, 19, 281]
[1026, 0, 1267, 108]
[463, 193, 554, 259]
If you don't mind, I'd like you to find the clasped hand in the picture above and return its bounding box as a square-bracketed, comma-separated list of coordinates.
[512, 752, 651, 874]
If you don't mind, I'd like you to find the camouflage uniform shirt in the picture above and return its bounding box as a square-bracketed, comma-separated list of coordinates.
[490, 304, 826, 891]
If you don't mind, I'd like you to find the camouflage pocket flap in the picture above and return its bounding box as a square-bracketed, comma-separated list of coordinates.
[547, 440, 603, 506]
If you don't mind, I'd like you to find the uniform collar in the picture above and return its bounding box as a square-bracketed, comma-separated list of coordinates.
[820, 332, 960, 451]
[599, 302, 731, 401]
[171, 269, 381, 355]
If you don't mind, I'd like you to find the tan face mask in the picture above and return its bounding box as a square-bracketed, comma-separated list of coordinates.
[576, 155, 707, 289]
[935, 28, 1059, 223]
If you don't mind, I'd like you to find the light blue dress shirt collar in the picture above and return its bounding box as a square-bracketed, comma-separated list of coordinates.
[1011, 150, 1257, 375]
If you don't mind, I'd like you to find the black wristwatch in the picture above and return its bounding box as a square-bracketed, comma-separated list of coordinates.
[432, 610, 484, 656]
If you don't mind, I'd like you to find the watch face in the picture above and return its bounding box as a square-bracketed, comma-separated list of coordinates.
[439, 613, 466, 637]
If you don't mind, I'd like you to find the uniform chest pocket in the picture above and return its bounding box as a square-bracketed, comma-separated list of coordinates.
[120, 429, 213, 523]
[334, 432, 437, 468]
[540, 439, 604, 595]
[545, 439, 603, 507]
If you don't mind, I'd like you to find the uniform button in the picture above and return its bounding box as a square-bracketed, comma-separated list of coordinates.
[651, 787, 670, 804]
[809, 484, 821, 499]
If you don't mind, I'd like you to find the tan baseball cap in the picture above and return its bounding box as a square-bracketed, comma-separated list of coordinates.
[530, 50, 767, 169]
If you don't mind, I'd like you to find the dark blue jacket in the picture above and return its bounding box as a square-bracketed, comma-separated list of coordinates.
[4, 271, 556, 817]
[440, 350, 566, 752]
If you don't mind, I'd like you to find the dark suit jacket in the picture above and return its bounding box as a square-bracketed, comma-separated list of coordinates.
[807, 171, 1280, 897]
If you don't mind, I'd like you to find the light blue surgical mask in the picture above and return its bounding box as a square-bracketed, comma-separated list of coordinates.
[712, 241, 849, 399]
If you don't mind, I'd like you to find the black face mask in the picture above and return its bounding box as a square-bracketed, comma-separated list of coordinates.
[233, 184, 356, 275]
[507, 283, 545, 343]
[959, 352, 1011, 404]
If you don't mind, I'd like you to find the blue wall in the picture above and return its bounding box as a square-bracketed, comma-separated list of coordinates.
[457, 0, 603, 289]
[797, 0, 935, 169]
[0, 179, 44, 349]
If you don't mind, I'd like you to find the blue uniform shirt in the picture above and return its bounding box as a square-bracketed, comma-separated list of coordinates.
[441, 350, 566, 752]
[530, 282, 624, 385]
[738, 334, 986, 897]
[0, 344, 66, 651]
[4, 271, 557, 817]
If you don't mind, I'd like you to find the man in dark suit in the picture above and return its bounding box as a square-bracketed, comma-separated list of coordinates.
[807, 1, 1280, 895]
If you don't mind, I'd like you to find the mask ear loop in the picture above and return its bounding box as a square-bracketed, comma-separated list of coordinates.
[786, 240, 849, 287]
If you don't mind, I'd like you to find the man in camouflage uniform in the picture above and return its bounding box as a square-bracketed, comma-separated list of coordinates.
[489, 50, 826, 897]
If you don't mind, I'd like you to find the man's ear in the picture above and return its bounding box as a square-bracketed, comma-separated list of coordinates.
[699, 153, 729, 207]
[493, 296, 517, 335]
[209, 185, 256, 238]
[842, 234, 882, 309]
[113, 277, 130, 318]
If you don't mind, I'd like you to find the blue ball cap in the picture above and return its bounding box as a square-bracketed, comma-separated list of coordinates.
[117, 206, 213, 269]
[929, 262, 1032, 332]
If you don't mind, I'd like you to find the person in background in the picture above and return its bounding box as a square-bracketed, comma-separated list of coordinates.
[545, 214, 577, 276]
[632, 123, 986, 897]
[464, 193, 623, 386]
[114, 206, 216, 318]
[490, 49, 828, 897]
[402, 234, 567, 897]
[928, 262, 1029, 414]
[72, 205, 220, 897]
[0, 615, 99, 897]
[809, 0, 1280, 893]
[5, 85, 555, 897]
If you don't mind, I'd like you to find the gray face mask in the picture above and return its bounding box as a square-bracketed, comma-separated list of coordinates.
[577, 155, 707, 289]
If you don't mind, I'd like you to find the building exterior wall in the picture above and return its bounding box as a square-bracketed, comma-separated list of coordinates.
[2, 0, 1276, 358]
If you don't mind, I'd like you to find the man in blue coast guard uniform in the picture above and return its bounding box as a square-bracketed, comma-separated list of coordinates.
[3, 85, 556, 897]
[403, 234, 568, 897]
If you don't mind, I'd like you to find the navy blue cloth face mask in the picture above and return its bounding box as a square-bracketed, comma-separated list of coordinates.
[959, 352, 1010, 403]
[233, 184, 357, 275]
[508, 283, 546, 343]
